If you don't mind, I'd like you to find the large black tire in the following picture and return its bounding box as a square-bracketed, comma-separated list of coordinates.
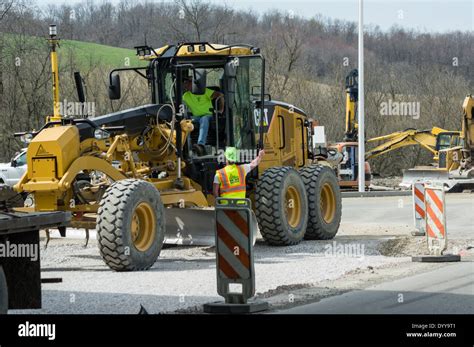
[255, 167, 308, 246]
[0, 265, 8, 314]
[300, 165, 342, 240]
[97, 179, 165, 271]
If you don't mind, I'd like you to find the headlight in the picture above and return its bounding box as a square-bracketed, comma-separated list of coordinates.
[94, 129, 110, 140]
[20, 133, 34, 144]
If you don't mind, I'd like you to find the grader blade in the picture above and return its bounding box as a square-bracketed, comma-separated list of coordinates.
[164, 208, 216, 245]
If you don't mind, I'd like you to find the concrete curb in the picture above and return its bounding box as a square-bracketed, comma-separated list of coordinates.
[342, 191, 411, 198]
[412, 254, 461, 263]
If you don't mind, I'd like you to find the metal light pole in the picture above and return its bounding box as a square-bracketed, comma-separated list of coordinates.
[358, 0, 365, 192]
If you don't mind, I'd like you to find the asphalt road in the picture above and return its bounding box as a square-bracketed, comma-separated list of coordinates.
[340, 193, 474, 239]
[280, 261, 474, 314]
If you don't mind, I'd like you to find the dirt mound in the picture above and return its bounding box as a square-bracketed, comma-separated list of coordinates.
[378, 236, 474, 257]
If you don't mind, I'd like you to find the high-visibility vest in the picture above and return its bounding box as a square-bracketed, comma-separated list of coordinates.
[216, 164, 246, 198]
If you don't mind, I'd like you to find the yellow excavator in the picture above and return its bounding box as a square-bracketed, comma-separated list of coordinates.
[330, 69, 473, 190]
[400, 96, 474, 190]
[365, 127, 461, 161]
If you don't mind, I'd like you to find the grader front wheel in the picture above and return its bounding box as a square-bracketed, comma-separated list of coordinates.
[255, 167, 308, 246]
[97, 179, 165, 271]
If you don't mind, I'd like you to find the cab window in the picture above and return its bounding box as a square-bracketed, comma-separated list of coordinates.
[16, 151, 27, 166]
[231, 57, 262, 150]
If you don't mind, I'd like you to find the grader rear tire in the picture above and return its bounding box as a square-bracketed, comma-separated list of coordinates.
[0, 265, 8, 314]
[97, 179, 165, 271]
[255, 167, 308, 246]
[299, 165, 341, 240]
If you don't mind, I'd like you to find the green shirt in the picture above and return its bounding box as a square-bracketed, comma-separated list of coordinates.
[183, 88, 214, 117]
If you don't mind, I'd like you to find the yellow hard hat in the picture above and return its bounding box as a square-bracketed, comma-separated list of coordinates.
[225, 147, 238, 162]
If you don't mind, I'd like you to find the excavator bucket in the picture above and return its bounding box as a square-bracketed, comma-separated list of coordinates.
[164, 208, 216, 245]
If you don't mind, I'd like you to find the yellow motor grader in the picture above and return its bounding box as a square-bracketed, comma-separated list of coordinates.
[12, 27, 342, 271]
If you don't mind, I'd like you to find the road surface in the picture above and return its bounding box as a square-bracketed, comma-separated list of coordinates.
[280, 261, 474, 314]
[10, 193, 473, 314]
[340, 193, 474, 239]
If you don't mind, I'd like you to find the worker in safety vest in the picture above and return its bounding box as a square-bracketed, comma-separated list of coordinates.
[213, 147, 265, 198]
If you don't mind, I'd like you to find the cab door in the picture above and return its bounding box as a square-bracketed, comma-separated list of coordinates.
[227, 56, 264, 158]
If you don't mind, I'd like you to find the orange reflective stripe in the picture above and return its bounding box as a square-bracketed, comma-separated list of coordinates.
[221, 168, 231, 188]
[237, 165, 245, 183]
[217, 168, 230, 188]
[218, 164, 247, 198]
[221, 185, 246, 193]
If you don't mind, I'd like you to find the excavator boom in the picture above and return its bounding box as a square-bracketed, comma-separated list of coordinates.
[344, 69, 359, 141]
[365, 127, 453, 160]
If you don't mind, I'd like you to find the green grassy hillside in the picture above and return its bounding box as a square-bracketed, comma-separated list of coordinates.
[60, 39, 143, 68]
[2, 33, 144, 68]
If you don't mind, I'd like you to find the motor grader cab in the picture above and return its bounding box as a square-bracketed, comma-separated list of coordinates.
[13, 29, 342, 271]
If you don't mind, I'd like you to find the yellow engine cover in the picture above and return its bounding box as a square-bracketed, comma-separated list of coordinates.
[27, 125, 80, 180]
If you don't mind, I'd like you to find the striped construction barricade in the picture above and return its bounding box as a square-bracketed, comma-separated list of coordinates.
[412, 183, 461, 263]
[425, 184, 447, 255]
[203, 198, 268, 313]
[412, 182, 426, 236]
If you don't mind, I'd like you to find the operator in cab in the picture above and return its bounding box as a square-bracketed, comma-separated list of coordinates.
[213, 147, 265, 198]
[183, 76, 224, 155]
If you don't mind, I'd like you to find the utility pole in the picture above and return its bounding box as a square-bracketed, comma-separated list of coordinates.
[358, 0, 365, 192]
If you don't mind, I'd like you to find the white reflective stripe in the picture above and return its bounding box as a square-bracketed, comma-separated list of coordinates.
[413, 183, 425, 220]
[426, 213, 444, 239]
[430, 190, 444, 216]
[217, 210, 249, 254]
[218, 241, 250, 279]
[426, 188, 445, 238]
[414, 195, 425, 207]
[219, 269, 228, 279]
[414, 196, 425, 218]
[414, 183, 425, 197]
[426, 190, 444, 222]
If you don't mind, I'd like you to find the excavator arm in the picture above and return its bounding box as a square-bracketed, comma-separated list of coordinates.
[365, 127, 452, 160]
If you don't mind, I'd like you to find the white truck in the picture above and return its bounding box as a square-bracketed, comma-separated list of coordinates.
[0, 149, 27, 186]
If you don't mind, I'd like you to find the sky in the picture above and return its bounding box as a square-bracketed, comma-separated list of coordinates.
[35, 0, 473, 33]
